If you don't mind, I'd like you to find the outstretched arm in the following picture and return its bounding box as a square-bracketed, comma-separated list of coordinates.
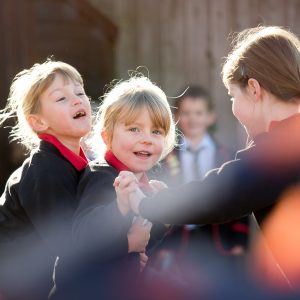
[116, 156, 287, 226]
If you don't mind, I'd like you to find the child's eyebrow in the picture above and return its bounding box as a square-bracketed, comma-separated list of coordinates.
[48, 88, 63, 96]
[125, 121, 143, 127]
[48, 83, 83, 96]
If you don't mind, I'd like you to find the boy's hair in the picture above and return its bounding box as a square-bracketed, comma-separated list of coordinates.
[222, 26, 300, 101]
[174, 85, 214, 112]
[0, 59, 83, 151]
[96, 75, 176, 160]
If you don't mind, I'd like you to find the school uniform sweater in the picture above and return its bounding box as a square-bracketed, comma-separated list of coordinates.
[0, 136, 87, 300]
[53, 153, 167, 300]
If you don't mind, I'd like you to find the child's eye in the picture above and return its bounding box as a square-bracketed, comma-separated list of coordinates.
[56, 97, 66, 102]
[129, 127, 139, 132]
[77, 92, 86, 97]
[153, 129, 163, 135]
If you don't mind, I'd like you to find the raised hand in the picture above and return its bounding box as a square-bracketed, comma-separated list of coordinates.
[114, 171, 146, 215]
[127, 216, 152, 253]
[114, 171, 139, 216]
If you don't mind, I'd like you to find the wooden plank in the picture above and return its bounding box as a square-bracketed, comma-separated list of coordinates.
[113, 0, 139, 79]
[258, 0, 286, 25]
[159, 0, 185, 97]
[87, 0, 115, 23]
[182, 0, 210, 88]
[135, 0, 162, 85]
[207, 0, 241, 150]
[234, 0, 260, 30]
[285, 0, 300, 36]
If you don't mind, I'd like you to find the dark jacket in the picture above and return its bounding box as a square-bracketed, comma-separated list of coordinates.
[0, 141, 84, 299]
[139, 114, 300, 227]
[53, 162, 167, 300]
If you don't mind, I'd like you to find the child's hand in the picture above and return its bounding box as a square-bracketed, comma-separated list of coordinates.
[149, 180, 168, 193]
[127, 217, 152, 253]
[139, 252, 148, 272]
[114, 171, 146, 215]
[114, 171, 139, 216]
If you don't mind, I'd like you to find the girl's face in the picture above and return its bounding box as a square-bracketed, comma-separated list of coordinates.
[36, 73, 92, 144]
[110, 107, 165, 179]
[228, 83, 263, 139]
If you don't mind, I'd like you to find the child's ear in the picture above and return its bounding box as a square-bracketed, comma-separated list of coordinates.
[101, 130, 108, 146]
[27, 115, 48, 132]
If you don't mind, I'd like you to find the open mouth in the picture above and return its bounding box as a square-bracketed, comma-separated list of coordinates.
[134, 151, 152, 158]
[73, 110, 86, 119]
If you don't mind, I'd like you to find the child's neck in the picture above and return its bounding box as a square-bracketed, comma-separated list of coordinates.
[185, 133, 205, 148]
[59, 137, 81, 154]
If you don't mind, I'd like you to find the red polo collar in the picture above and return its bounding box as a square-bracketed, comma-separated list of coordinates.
[39, 133, 88, 171]
[104, 150, 152, 195]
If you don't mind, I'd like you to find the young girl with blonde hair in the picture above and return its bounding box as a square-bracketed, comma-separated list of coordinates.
[53, 75, 176, 300]
[0, 59, 92, 299]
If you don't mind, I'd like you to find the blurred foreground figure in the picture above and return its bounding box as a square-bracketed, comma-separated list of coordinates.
[252, 184, 300, 292]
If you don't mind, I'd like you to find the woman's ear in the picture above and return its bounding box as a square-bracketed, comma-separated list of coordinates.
[27, 115, 48, 132]
[247, 78, 262, 102]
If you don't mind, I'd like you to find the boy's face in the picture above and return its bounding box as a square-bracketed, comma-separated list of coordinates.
[34, 73, 92, 145]
[109, 107, 165, 179]
[176, 97, 215, 139]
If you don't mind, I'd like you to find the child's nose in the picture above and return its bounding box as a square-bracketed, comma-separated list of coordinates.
[72, 95, 82, 105]
[140, 133, 153, 145]
[141, 139, 152, 145]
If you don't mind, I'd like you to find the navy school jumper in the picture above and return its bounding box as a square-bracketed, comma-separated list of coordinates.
[52, 151, 168, 300]
[0, 133, 88, 300]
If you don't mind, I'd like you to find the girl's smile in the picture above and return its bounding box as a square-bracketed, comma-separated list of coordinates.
[108, 107, 165, 178]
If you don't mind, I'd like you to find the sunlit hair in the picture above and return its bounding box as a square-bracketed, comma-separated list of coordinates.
[0, 59, 84, 151]
[96, 75, 176, 160]
[222, 26, 300, 101]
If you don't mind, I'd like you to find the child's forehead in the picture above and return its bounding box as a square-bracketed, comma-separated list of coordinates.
[119, 106, 149, 122]
[179, 96, 210, 110]
[48, 73, 81, 88]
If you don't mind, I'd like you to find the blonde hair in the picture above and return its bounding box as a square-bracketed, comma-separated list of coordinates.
[222, 26, 300, 101]
[0, 59, 83, 151]
[96, 75, 176, 160]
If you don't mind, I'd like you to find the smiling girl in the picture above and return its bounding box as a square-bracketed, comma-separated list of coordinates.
[0, 60, 92, 300]
[52, 75, 176, 300]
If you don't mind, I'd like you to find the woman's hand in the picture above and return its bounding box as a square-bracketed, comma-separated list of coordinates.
[149, 180, 168, 193]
